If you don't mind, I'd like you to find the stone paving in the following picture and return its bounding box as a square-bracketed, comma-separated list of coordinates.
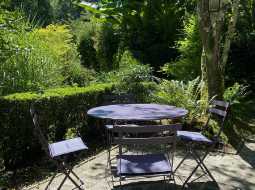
[23, 142, 255, 190]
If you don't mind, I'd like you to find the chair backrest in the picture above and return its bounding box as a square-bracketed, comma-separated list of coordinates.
[113, 124, 181, 161]
[30, 105, 50, 155]
[205, 100, 230, 138]
[113, 124, 180, 145]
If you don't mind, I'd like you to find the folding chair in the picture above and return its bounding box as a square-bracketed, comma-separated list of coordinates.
[30, 105, 88, 190]
[112, 124, 181, 187]
[174, 100, 229, 189]
[102, 93, 136, 167]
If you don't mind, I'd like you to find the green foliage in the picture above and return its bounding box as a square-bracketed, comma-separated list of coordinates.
[6, 0, 53, 26]
[34, 24, 76, 60]
[80, 0, 187, 71]
[35, 24, 94, 86]
[96, 50, 153, 84]
[71, 19, 98, 69]
[51, 0, 83, 22]
[153, 77, 207, 119]
[62, 61, 96, 86]
[161, 15, 202, 80]
[92, 50, 156, 101]
[224, 83, 249, 104]
[2, 0, 84, 25]
[118, 51, 153, 83]
[225, 1, 255, 92]
[71, 18, 119, 71]
[0, 83, 113, 169]
[0, 13, 91, 95]
[121, 0, 185, 69]
[0, 12, 64, 95]
[94, 23, 120, 71]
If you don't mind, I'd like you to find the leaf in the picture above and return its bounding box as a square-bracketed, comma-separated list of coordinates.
[79, 2, 101, 14]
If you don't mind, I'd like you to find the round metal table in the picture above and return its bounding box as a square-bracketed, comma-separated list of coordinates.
[87, 104, 188, 121]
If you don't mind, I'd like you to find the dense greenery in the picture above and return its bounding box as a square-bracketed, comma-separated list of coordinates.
[0, 83, 113, 169]
[0, 11, 94, 95]
[0, 0, 255, 188]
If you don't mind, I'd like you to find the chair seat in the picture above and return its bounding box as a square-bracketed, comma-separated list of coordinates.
[49, 137, 88, 158]
[177, 131, 212, 143]
[117, 154, 172, 176]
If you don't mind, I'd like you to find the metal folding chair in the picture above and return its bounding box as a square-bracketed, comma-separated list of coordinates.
[112, 124, 182, 187]
[30, 105, 88, 190]
[174, 100, 229, 189]
[102, 93, 136, 167]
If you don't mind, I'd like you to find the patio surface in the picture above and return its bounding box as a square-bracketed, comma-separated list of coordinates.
[23, 141, 255, 190]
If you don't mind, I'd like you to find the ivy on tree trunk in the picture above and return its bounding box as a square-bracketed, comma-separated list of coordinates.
[198, 0, 240, 100]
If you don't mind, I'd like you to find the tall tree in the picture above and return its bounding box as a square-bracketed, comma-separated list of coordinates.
[198, 0, 240, 99]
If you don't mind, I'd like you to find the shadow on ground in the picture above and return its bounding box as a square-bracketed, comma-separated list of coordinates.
[239, 142, 255, 168]
[112, 181, 220, 190]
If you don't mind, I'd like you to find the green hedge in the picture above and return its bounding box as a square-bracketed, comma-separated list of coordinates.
[0, 83, 113, 169]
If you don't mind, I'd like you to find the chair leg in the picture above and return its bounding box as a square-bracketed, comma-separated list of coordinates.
[56, 170, 71, 190]
[193, 150, 217, 183]
[174, 150, 191, 173]
[45, 173, 57, 190]
[182, 149, 217, 189]
[63, 169, 84, 190]
[191, 152, 208, 175]
[70, 169, 85, 185]
[55, 161, 84, 190]
[182, 162, 199, 189]
[107, 130, 113, 168]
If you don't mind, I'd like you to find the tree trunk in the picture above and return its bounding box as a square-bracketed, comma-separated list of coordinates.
[198, 0, 239, 100]
[198, 0, 224, 100]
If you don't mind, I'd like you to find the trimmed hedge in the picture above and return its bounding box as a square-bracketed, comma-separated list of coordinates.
[0, 83, 113, 169]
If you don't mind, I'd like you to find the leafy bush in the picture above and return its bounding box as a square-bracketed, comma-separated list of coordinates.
[95, 50, 153, 83]
[0, 79, 155, 170]
[71, 19, 98, 69]
[118, 51, 153, 83]
[0, 12, 64, 95]
[62, 61, 96, 86]
[5, 0, 53, 26]
[221, 83, 254, 147]
[95, 50, 155, 100]
[72, 18, 119, 71]
[152, 77, 206, 119]
[50, 0, 83, 22]
[224, 83, 249, 104]
[35, 24, 95, 86]
[119, 0, 186, 70]
[161, 15, 202, 81]
[0, 13, 92, 95]
[0, 83, 113, 169]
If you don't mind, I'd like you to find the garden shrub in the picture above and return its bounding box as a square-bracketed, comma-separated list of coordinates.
[161, 15, 202, 81]
[0, 13, 92, 95]
[0, 81, 155, 170]
[152, 77, 206, 120]
[35, 24, 94, 87]
[0, 12, 64, 95]
[222, 83, 254, 145]
[95, 50, 156, 101]
[72, 18, 119, 71]
[94, 22, 119, 71]
[72, 19, 98, 69]
[0, 83, 113, 169]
